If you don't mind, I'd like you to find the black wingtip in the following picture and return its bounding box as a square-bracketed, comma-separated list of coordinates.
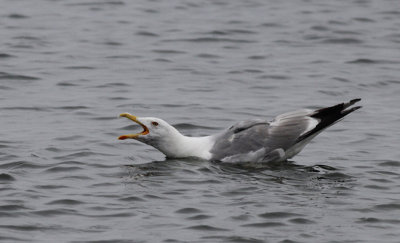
[342, 105, 362, 116]
[344, 98, 362, 109]
[298, 99, 361, 142]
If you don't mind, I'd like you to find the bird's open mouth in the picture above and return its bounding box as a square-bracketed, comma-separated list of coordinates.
[118, 113, 149, 140]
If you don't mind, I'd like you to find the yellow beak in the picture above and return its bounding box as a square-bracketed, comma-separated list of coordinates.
[118, 113, 149, 140]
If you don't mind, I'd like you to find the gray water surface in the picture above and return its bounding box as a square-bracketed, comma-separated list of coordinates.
[1, 0, 400, 242]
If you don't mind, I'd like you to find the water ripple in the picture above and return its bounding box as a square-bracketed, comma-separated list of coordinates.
[241, 222, 286, 228]
[7, 13, 29, 19]
[152, 49, 186, 54]
[175, 207, 203, 214]
[186, 214, 213, 220]
[378, 160, 400, 167]
[32, 208, 78, 217]
[66, 1, 125, 6]
[118, 196, 146, 202]
[374, 203, 400, 211]
[185, 225, 229, 232]
[320, 37, 363, 44]
[135, 31, 159, 37]
[0, 173, 15, 181]
[258, 212, 302, 219]
[0, 72, 40, 81]
[347, 58, 400, 64]
[164, 37, 256, 43]
[0, 53, 15, 58]
[43, 166, 84, 173]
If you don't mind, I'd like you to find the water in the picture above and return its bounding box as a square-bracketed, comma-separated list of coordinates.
[1, 0, 400, 242]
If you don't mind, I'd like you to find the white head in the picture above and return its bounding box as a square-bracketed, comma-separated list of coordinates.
[118, 113, 183, 156]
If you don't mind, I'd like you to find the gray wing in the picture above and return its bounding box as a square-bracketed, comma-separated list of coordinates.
[210, 110, 317, 162]
[209, 99, 361, 162]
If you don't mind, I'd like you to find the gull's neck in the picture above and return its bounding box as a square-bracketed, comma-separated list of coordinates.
[156, 131, 214, 160]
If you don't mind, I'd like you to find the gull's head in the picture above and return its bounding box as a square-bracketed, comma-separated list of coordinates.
[118, 113, 178, 146]
[118, 113, 212, 159]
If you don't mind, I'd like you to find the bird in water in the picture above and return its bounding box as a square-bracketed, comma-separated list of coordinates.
[118, 99, 361, 163]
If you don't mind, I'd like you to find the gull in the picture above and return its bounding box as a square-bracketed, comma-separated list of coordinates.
[118, 99, 361, 163]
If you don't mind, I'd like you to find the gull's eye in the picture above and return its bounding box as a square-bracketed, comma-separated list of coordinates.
[152, 121, 159, 126]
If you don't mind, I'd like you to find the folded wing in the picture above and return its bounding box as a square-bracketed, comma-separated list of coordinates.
[210, 99, 361, 163]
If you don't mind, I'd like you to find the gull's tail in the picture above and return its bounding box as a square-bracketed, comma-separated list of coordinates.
[297, 98, 362, 142]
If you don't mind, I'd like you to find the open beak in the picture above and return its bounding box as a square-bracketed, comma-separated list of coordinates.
[118, 113, 149, 140]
